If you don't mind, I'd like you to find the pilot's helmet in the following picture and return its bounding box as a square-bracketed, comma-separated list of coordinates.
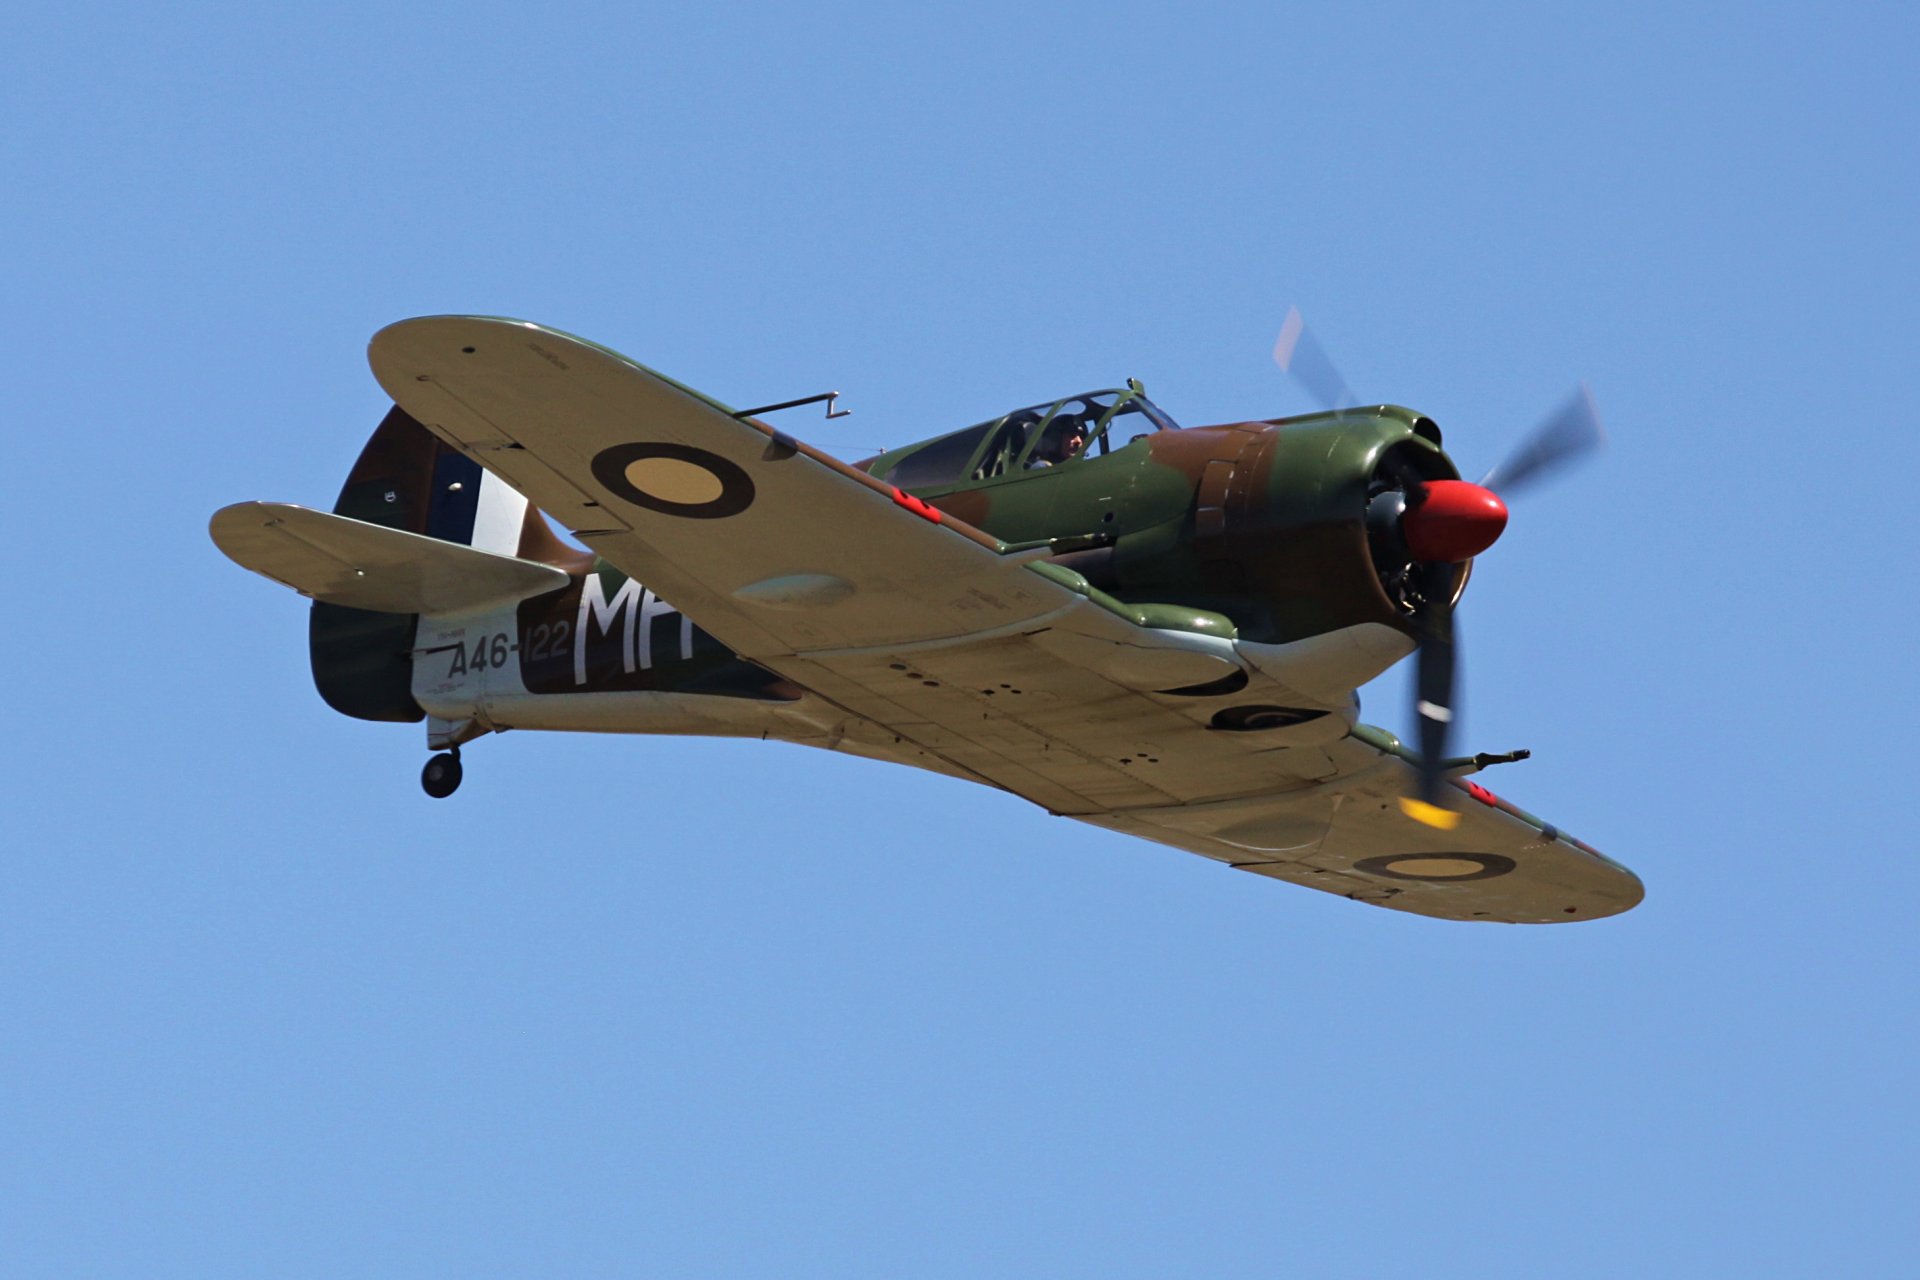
[1045, 416, 1086, 456]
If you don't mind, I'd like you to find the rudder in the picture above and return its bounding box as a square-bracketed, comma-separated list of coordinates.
[309, 407, 556, 722]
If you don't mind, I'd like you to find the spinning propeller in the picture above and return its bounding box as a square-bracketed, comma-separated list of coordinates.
[1274, 308, 1605, 828]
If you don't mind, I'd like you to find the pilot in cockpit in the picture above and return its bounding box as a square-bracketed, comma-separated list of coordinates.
[1026, 415, 1087, 468]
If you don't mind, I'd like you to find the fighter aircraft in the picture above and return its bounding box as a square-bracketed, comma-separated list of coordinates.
[210, 313, 1642, 924]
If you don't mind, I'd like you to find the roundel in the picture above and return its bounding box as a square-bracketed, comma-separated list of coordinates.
[590, 443, 755, 519]
[1352, 853, 1517, 882]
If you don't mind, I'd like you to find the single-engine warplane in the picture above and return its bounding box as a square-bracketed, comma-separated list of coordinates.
[211, 313, 1642, 923]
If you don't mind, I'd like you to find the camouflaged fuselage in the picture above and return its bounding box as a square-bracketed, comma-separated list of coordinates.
[905, 407, 1458, 646]
[313, 402, 1458, 720]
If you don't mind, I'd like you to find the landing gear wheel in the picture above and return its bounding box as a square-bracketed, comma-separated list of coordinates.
[421, 752, 463, 799]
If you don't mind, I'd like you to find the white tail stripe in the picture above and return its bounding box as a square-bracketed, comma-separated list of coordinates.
[470, 468, 530, 556]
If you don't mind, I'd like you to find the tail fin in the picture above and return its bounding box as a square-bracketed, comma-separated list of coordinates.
[309, 407, 583, 722]
[328, 406, 528, 551]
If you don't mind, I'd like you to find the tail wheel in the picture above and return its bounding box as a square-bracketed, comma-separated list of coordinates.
[421, 752, 463, 799]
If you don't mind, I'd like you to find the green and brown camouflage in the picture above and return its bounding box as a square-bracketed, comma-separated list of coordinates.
[868, 392, 1457, 644]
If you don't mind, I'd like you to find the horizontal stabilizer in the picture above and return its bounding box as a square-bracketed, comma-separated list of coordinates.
[210, 501, 570, 615]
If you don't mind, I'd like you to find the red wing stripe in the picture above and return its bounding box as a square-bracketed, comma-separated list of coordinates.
[890, 487, 945, 524]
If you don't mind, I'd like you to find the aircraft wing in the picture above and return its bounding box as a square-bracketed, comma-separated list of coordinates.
[368, 317, 1639, 923]
[368, 316, 1074, 658]
[1083, 730, 1642, 923]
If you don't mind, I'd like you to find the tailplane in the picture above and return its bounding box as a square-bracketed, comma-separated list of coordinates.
[217, 406, 585, 722]
[210, 502, 570, 615]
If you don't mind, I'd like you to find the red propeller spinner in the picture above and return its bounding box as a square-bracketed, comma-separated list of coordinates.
[1401, 480, 1509, 563]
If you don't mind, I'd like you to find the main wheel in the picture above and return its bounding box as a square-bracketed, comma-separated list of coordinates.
[421, 752, 463, 798]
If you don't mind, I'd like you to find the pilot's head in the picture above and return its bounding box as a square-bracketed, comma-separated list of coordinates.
[1041, 417, 1086, 462]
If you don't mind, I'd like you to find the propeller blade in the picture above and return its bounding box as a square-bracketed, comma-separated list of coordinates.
[1400, 562, 1463, 830]
[1272, 306, 1357, 411]
[1478, 383, 1605, 497]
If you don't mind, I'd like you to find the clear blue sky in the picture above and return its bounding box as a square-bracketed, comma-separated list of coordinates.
[4, 2, 1915, 1275]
